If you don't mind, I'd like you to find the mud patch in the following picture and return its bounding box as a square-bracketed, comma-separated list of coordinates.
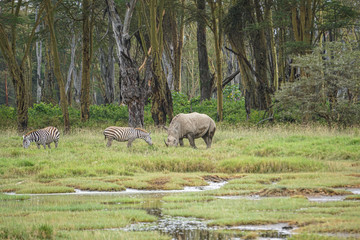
[255, 187, 348, 197]
[202, 175, 243, 182]
[147, 177, 171, 189]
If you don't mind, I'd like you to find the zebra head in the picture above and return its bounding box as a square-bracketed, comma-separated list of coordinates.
[144, 131, 153, 146]
[23, 135, 30, 149]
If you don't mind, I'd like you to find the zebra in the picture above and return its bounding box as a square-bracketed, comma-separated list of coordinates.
[103, 126, 153, 148]
[23, 126, 60, 149]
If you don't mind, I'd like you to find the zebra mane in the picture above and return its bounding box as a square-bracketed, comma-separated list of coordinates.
[135, 128, 148, 133]
[24, 130, 37, 136]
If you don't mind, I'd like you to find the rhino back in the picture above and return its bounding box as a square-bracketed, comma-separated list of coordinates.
[170, 113, 214, 138]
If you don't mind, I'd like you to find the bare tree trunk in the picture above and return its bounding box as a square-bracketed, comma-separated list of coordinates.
[197, 0, 212, 101]
[43, 34, 56, 104]
[209, 0, 223, 121]
[74, 66, 82, 104]
[66, 32, 76, 105]
[81, 0, 92, 122]
[5, 71, 9, 106]
[162, 50, 174, 89]
[35, 8, 43, 103]
[148, 0, 173, 125]
[251, 0, 271, 110]
[99, 44, 115, 104]
[265, 0, 279, 91]
[173, 0, 185, 92]
[45, 0, 70, 134]
[107, 0, 145, 127]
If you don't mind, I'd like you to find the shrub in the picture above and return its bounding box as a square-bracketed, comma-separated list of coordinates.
[0, 87, 265, 129]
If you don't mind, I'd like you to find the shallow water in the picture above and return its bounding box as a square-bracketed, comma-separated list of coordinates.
[5, 181, 227, 196]
[6, 184, 357, 239]
[307, 195, 347, 202]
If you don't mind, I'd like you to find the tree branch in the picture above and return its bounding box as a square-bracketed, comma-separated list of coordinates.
[212, 70, 240, 94]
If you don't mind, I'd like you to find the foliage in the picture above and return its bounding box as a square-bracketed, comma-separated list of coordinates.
[0, 87, 264, 129]
[274, 42, 360, 127]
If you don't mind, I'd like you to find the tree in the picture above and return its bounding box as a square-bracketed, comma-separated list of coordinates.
[275, 42, 360, 127]
[0, 0, 44, 132]
[146, 0, 174, 125]
[80, 0, 94, 122]
[225, 0, 273, 112]
[106, 0, 146, 127]
[196, 0, 213, 101]
[208, 0, 223, 121]
[45, 0, 70, 133]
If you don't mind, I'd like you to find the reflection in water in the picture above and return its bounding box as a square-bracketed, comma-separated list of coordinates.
[120, 197, 295, 240]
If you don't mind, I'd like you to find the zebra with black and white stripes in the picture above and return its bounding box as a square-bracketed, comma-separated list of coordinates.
[103, 126, 153, 148]
[23, 126, 60, 149]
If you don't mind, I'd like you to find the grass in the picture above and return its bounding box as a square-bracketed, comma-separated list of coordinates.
[0, 125, 360, 239]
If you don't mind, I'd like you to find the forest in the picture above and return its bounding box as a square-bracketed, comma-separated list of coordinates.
[0, 0, 359, 132]
[1, 1, 360, 239]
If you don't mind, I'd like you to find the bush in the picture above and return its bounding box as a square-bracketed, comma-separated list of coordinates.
[0, 105, 16, 128]
[0, 87, 265, 129]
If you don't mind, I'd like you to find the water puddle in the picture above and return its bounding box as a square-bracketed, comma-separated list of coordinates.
[217, 195, 264, 200]
[307, 196, 347, 202]
[121, 215, 295, 240]
[229, 223, 295, 238]
[343, 188, 360, 194]
[5, 181, 227, 196]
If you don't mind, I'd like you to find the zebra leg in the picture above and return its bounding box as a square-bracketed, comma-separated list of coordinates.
[42, 144, 46, 149]
[47, 143, 51, 149]
[127, 138, 135, 148]
[55, 141, 58, 148]
[106, 138, 113, 147]
[36, 143, 41, 149]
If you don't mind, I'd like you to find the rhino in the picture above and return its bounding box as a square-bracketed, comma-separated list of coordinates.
[164, 112, 216, 148]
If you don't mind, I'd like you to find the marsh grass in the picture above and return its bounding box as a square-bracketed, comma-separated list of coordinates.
[1, 125, 360, 238]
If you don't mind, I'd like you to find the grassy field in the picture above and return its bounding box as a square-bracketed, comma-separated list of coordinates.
[0, 125, 360, 239]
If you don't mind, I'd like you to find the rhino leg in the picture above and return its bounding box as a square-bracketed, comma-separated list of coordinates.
[179, 138, 184, 147]
[202, 135, 212, 148]
[187, 134, 197, 149]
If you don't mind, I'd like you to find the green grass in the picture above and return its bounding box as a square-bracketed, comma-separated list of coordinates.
[0, 125, 360, 238]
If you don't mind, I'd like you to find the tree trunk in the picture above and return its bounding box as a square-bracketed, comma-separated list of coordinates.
[43, 34, 56, 104]
[265, 0, 279, 91]
[197, 0, 212, 101]
[252, 0, 271, 110]
[107, 0, 145, 127]
[81, 0, 92, 122]
[209, 0, 223, 121]
[173, 0, 185, 92]
[148, 0, 173, 125]
[99, 44, 115, 104]
[66, 33, 76, 105]
[45, 0, 70, 134]
[35, 8, 43, 103]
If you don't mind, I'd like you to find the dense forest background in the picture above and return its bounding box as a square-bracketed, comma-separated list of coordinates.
[0, 0, 359, 132]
